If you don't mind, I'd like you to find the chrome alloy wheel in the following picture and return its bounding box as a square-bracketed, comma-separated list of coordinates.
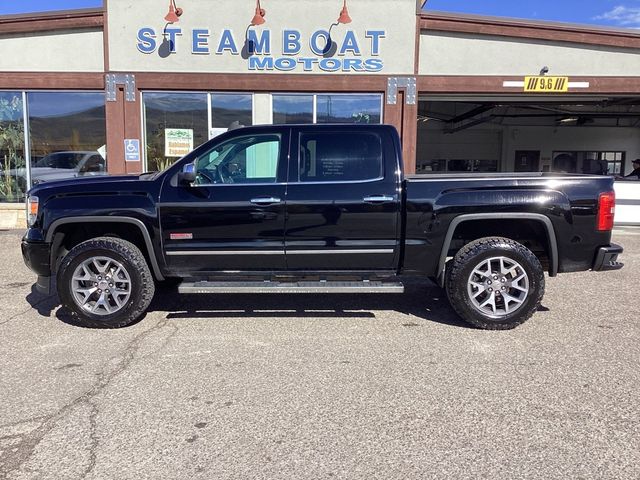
[71, 256, 132, 316]
[467, 256, 530, 317]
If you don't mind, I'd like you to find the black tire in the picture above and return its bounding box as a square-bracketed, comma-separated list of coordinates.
[446, 237, 545, 330]
[57, 237, 155, 328]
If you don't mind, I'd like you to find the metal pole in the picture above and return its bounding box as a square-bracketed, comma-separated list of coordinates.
[21, 91, 31, 193]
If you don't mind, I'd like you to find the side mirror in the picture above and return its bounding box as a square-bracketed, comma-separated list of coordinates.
[177, 162, 196, 185]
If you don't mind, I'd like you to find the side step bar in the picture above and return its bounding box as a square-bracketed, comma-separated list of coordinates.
[178, 280, 405, 294]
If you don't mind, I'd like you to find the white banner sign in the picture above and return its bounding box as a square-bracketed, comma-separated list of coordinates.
[165, 128, 194, 157]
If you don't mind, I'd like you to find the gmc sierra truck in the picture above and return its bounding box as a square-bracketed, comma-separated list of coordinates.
[22, 124, 623, 330]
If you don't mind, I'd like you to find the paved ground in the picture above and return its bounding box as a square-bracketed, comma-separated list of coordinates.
[0, 229, 638, 480]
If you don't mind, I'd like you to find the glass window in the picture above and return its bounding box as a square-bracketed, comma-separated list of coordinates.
[273, 95, 313, 124]
[144, 92, 208, 172]
[583, 151, 625, 175]
[28, 92, 107, 187]
[195, 134, 280, 185]
[299, 132, 383, 183]
[316, 94, 382, 124]
[211, 93, 253, 129]
[0, 92, 26, 202]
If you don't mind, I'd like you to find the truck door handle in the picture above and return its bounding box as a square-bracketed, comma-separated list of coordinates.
[250, 197, 282, 205]
[363, 195, 395, 204]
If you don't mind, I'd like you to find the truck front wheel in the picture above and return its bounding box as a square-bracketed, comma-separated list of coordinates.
[57, 237, 155, 328]
[446, 237, 545, 330]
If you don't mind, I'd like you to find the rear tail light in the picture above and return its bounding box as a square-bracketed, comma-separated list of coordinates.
[597, 191, 615, 231]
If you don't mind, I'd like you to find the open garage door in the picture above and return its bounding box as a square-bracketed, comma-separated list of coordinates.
[416, 96, 640, 177]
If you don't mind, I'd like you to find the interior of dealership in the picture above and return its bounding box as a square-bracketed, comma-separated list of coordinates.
[0, 0, 639, 227]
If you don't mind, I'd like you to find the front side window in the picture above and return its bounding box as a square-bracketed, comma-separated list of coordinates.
[195, 134, 280, 185]
[299, 132, 383, 183]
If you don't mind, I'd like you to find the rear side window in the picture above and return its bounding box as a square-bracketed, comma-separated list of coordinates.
[299, 132, 383, 183]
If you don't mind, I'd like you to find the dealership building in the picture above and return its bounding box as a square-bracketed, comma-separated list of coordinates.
[1, 0, 639, 227]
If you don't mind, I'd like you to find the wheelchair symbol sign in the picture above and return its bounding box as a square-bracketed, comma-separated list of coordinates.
[124, 139, 140, 162]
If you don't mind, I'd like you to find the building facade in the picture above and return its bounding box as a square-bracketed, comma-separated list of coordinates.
[1, 0, 639, 224]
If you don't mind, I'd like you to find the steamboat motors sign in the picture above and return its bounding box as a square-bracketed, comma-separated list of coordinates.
[136, 27, 386, 72]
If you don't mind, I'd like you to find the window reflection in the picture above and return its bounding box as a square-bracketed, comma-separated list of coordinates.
[0, 92, 25, 202]
[28, 92, 106, 187]
[143, 92, 208, 172]
[273, 95, 313, 124]
[211, 94, 253, 129]
[316, 94, 382, 124]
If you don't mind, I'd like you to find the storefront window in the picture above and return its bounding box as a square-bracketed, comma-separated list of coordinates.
[211, 93, 253, 129]
[143, 92, 208, 172]
[316, 94, 382, 124]
[28, 92, 107, 187]
[0, 92, 25, 202]
[273, 95, 313, 124]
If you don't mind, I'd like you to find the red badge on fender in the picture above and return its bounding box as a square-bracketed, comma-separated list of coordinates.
[170, 233, 193, 240]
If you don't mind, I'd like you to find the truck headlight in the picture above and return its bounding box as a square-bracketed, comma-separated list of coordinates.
[26, 195, 39, 227]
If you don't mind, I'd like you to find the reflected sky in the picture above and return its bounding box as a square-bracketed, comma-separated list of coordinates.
[28, 92, 105, 118]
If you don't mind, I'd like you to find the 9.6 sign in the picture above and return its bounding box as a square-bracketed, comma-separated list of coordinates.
[524, 76, 570, 93]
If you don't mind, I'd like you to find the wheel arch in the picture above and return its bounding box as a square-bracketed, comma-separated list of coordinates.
[436, 213, 558, 287]
[46, 216, 165, 281]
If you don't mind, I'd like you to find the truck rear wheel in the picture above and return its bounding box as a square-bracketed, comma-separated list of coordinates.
[446, 237, 545, 330]
[57, 237, 155, 328]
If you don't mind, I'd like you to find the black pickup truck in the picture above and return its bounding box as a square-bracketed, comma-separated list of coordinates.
[22, 124, 623, 330]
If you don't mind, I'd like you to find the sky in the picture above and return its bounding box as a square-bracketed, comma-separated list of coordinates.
[426, 0, 640, 29]
[0, 1, 639, 30]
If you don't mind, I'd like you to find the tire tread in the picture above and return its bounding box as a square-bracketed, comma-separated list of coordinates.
[446, 237, 545, 330]
[57, 237, 155, 328]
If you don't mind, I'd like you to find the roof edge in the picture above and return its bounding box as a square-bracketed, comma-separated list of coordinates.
[420, 11, 640, 50]
[0, 8, 104, 35]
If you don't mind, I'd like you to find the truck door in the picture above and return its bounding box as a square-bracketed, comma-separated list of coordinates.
[285, 126, 401, 271]
[159, 128, 290, 274]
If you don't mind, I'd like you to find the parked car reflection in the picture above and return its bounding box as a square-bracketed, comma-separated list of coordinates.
[8, 151, 106, 189]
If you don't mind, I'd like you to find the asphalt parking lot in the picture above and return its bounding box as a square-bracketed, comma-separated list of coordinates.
[0, 229, 638, 480]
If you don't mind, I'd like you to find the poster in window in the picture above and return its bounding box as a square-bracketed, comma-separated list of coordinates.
[165, 128, 194, 157]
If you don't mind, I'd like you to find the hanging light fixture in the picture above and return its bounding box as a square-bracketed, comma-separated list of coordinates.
[337, 0, 352, 24]
[251, 0, 266, 26]
[164, 0, 183, 24]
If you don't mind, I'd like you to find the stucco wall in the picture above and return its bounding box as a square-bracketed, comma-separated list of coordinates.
[108, 0, 416, 75]
[0, 29, 104, 72]
[419, 31, 640, 76]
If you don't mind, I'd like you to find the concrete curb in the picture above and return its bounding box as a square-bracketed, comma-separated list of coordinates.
[0, 205, 25, 230]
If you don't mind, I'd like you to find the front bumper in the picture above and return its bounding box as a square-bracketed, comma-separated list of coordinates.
[21, 238, 52, 294]
[593, 244, 624, 272]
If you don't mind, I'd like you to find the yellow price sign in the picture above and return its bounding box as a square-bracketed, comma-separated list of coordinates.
[524, 76, 569, 93]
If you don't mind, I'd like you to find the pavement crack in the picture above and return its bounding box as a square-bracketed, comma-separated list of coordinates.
[0, 415, 50, 431]
[0, 318, 173, 479]
[78, 401, 100, 480]
[0, 295, 57, 326]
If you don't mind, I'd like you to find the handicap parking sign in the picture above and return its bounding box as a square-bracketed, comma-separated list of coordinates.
[124, 139, 140, 162]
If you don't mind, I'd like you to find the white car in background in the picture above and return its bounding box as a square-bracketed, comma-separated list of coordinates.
[7, 151, 106, 189]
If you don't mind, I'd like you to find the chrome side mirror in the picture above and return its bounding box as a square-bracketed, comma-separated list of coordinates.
[177, 162, 196, 185]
